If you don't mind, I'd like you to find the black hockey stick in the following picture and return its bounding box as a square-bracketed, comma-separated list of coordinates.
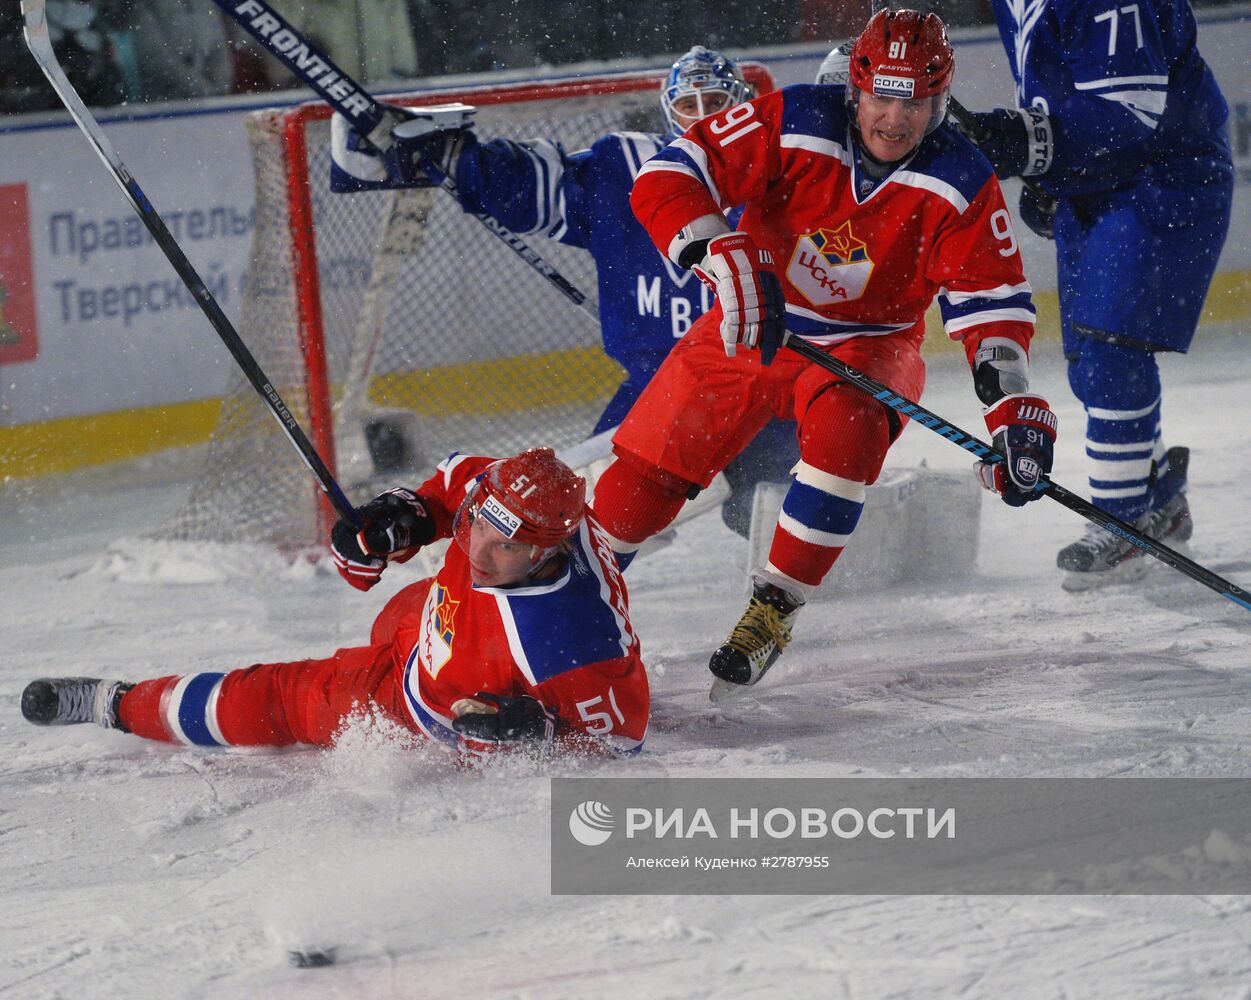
[782, 334, 1251, 612]
[20, 0, 360, 530]
[212, 0, 599, 324]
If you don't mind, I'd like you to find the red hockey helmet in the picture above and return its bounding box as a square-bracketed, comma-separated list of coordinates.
[453, 448, 587, 559]
[848, 9, 954, 136]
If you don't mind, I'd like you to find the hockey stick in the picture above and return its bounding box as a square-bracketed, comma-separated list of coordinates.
[782, 334, 1251, 612]
[20, 0, 359, 531]
[212, 0, 599, 324]
[334, 187, 436, 484]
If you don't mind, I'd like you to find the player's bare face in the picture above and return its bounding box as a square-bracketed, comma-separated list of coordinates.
[857, 91, 930, 162]
[467, 517, 537, 587]
[672, 90, 733, 132]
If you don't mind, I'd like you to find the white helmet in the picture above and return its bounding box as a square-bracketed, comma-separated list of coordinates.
[815, 40, 853, 86]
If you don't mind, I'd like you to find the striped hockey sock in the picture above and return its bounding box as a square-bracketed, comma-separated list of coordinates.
[1071, 340, 1164, 523]
[120, 673, 229, 746]
[766, 460, 867, 593]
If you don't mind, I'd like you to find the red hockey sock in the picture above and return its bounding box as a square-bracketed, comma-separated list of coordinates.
[119, 676, 180, 742]
[592, 451, 695, 545]
[767, 386, 892, 588]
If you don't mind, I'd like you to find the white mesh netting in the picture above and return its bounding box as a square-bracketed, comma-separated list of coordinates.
[156, 76, 672, 549]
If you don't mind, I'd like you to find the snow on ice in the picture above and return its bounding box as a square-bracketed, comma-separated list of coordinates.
[2, 336, 1250, 997]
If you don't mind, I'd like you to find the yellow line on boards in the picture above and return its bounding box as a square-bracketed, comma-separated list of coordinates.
[3, 272, 1248, 479]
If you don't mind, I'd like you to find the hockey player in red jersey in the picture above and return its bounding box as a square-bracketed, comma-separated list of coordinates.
[21, 449, 649, 759]
[592, 9, 1059, 699]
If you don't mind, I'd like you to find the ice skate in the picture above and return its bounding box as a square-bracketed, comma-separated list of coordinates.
[1058, 446, 1193, 593]
[708, 580, 802, 702]
[1145, 446, 1193, 547]
[21, 677, 131, 730]
[1057, 521, 1150, 591]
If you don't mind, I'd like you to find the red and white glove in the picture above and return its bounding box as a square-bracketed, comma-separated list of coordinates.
[691, 232, 787, 365]
[329, 488, 435, 591]
[975, 394, 1058, 507]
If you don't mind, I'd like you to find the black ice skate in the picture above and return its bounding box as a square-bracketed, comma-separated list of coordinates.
[1058, 446, 1192, 593]
[708, 580, 803, 702]
[1057, 520, 1150, 591]
[21, 677, 131, 730]
[1145, 446, 1193, 547]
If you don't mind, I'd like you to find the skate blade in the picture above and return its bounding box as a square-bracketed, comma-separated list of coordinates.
[709, 676, 753, 703]
[1060, 556, 1150, 593]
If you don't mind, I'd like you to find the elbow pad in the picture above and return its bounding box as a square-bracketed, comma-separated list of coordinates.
[972, 337, 1030, 406]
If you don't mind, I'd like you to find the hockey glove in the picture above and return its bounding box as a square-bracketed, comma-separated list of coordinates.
[1019, 183, 1058, 241]
[330, 488, 436, 591]
[975, 394, 1058, 507]
[961, 107, 1053, 179]
[452, 693, 560, 756]
[329, 104, 475, 193]
[691, 232, 787, 365]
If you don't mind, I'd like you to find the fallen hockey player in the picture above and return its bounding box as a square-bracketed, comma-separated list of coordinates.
[21, 448, 649, 760]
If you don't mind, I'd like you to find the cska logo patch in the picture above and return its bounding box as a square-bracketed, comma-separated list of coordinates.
[787, 221, 875, 306]
[418, 583, 459, 678]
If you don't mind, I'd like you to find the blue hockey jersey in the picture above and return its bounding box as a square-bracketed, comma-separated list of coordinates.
[451, 131, 720, 383]
[991, 0, 1229, 195]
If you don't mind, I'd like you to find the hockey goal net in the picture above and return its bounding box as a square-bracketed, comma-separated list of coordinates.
[158, 66, 774, 550]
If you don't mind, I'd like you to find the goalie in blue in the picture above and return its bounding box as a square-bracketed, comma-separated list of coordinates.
[329, 47, 797, 539]
[963, 0, 1233, 591]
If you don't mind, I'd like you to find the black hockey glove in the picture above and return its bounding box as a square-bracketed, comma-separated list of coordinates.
[452, 693, 560, 745]
[961, 107, 1052, 180]
[1019, 183, 1058, 241]
[330, 488, 436, 591]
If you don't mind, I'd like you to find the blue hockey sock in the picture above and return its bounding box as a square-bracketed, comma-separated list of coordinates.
[1068, 339, 1162, 523]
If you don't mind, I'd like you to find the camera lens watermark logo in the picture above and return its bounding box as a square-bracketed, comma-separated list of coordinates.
[569, 800, 614, 846]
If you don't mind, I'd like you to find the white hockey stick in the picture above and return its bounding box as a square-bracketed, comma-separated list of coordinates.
[334, 187, 436, 485]
[20, 0, 359, 530]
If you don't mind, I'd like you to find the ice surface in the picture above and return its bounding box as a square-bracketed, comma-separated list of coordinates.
[2, 333, 1250, 998]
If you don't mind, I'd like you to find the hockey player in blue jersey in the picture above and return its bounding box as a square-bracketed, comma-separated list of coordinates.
[329, 47, 799, 539]
[962, 0, 1233, 591]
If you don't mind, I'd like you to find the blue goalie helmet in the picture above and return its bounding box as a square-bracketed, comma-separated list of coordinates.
[660, 46, 752, 136]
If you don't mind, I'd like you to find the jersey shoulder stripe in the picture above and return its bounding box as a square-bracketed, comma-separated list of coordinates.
[435, 452, 493, 500]
[904, 125, 995, 210]
[401, 649, 459, 748]
[775, 86, 990, 211]
[638, 135, 723, 206]
[488, 518, 634, 685]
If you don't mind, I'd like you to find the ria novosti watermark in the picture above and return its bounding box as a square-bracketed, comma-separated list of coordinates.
[551, 778, 1251, 895]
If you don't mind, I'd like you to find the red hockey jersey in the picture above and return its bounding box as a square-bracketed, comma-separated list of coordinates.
[631, 84, 1036, 362]
[394, 453, 649, 754]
